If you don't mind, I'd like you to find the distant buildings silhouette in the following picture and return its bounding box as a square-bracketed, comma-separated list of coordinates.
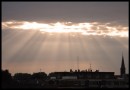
[2, 53, 129, 88]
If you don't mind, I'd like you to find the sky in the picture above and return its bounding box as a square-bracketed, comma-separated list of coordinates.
[2, 2, 129, 75]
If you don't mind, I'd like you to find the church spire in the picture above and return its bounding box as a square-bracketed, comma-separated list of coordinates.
[120, 52, 126, 77]
[121, 53, 125, 68]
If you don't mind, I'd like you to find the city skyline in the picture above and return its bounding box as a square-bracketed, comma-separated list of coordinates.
[2, 2, 128, 75]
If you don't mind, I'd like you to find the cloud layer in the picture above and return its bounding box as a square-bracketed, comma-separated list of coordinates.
[2, 2, 128, 26]
[2, 20, 128, 37]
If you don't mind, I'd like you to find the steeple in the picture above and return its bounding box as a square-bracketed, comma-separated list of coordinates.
[120, 52, 126, 77]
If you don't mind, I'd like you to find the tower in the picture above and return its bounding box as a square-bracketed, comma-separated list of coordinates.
[77, 56, 79, 71]
[120, 52, 126, 77]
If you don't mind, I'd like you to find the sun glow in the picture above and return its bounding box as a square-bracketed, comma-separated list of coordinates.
[2, 20, 128, 37]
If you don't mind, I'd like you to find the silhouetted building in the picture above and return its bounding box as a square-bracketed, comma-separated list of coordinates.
[46, 53, 129, 88]
[47, 71, 128, 88]
[48, 71, 115, 80]
[120, 53, 126, 77]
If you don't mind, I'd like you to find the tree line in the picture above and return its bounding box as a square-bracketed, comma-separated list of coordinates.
[2, 69, 48, 88]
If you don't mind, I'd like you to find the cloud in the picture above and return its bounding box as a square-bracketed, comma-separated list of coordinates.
[2, 2, 128, 26]
[2, 20, 128, 37]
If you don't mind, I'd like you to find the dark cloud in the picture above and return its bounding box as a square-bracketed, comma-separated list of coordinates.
[2, 2, 128, 26]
